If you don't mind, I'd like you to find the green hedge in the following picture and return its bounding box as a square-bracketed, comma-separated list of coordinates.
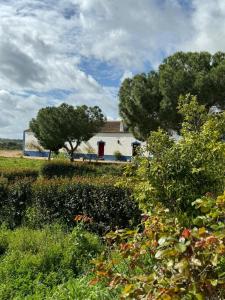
[40, 160, 124, 178]
[40, 161, 96, 178]
[0, 168, 39, 182]
[0, 178, 141, 233]
[0, 178, 32, 228]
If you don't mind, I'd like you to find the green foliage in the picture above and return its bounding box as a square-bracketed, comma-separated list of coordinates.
[0, 168, 39, 182]
[31, 179, 141, 233]
[0, 157, 44, 170]
[93, 192, 225, 299]
[48, 276, 117, 300]
[121, 95, 225, 212]
[40, 160, 79, 178]
[0, 156, 124, 177]
[119, 72, 162, 140]
[0, 138, 23, 150]
[41, 160, 124, 179]
[0, 178, 32, 228]
[30, 103, 106, 161]
[114, 150, 123, 161]
[0, 178, 140, 232]
[119, 51, 225, 140]
[0, 225, 103, 299]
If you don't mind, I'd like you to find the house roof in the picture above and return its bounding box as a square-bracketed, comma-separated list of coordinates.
[100, 121, 126, 133]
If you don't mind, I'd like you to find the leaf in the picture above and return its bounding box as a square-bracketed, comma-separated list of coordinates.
[210, 279, 218, 287]
[123, 284, 134, 294]
[161, 295, 172, 300]
[174, 259, 188, 272]
[191, 258, 202, 266]
[158, 236, 167, 245]
[89, 278, 99, 285]
[198, 227, 206, 236]
[211, 254, 218, 266]
[182, 228, 191, 238]
[175, 243, 187, 253]
[195, 293, 204, 300]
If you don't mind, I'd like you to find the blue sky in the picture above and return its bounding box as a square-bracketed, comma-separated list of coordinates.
[0, 0, 225, 138]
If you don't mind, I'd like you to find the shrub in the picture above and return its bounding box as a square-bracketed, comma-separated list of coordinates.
[49, 276, 116, 300]
[40, 160, 96, 178]
[0, 177, 140, 232]
[40, 160, 76, 178]
[0, 168, 38, 182]
[121, 95, 225, 212]
[114, 150, 123, 161]
[31, 179, 141, 233]
[0, 225, 103, 299]
[93, 192, 225, 299]
[0, 178, 32, 228]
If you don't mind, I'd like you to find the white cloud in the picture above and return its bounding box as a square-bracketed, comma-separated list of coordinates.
[0, 0, 225, 138]
[120, 71, 133, 83]
[186, 0, 225, 53]
[75, 0, 192, 70]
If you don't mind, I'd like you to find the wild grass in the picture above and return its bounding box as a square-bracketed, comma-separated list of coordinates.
[0, 224, 110, 299]
[0, 157, 44, 170]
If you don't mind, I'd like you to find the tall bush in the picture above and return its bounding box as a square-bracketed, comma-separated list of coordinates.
[122, 95, 225, 212]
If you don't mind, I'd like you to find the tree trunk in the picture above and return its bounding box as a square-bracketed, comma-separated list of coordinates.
[70, 151, 74, 162]
[48, 150, 52, 161]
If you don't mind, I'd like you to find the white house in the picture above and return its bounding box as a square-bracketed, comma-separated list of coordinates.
[23, 121, 144, 161]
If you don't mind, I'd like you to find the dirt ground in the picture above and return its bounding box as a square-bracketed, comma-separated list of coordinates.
[0, 150, 23, 158]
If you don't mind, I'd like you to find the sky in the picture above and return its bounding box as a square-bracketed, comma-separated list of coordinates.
[1, 0, 225, 138]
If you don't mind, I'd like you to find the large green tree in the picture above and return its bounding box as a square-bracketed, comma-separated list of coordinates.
[30, 103, 106, 161]
[119, 51, 225, 140]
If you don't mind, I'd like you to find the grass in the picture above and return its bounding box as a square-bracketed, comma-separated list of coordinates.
[0, 224, 111, 300]
[0, 157, 125, 177]
[0, 157, 44, 170]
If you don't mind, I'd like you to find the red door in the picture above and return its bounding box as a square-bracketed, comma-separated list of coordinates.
[98, 142, 105, 158]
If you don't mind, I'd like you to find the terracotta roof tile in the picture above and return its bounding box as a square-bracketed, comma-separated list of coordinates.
[100, 121, 123, 133]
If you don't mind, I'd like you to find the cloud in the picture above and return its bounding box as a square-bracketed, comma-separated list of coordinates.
[0, 40, 46, 87]
[0, 0, 225, 138]
[75, 0, 192, 70]
[186, 0, 225, 53]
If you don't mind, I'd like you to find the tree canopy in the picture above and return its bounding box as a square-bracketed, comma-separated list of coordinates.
[30, 103, 106, 161]
[119, 51, 225, 140]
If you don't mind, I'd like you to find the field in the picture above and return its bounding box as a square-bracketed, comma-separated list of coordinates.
[0, 150, 22, 158]
[0, 156, 45, 170]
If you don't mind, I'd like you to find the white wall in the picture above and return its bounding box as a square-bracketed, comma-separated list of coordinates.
[77, 132, 143, 157]
[24, 131, 46, 151]
[25, 131, 145, 157]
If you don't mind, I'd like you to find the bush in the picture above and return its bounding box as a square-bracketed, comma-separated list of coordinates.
[0, 225, 103, 299]
[40, 160, 96, 178]
[122, 95, 225, 212]
[114, 150, 123, 161]
[0, 178, 141, 232]
[31, 179, 141, 233]
[94, 192, 225, 299]
[0, 168, 38, 182]
[0, 178, 32, 228]
[40, 160, 76, 178]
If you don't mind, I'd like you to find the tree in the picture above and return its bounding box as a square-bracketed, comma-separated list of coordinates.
[30, 103, 106, 161]
[30, 106, 65, 160]
[119, 51, 225, 140]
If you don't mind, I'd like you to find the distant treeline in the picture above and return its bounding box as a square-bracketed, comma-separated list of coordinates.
[0, 138, 23, 150]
